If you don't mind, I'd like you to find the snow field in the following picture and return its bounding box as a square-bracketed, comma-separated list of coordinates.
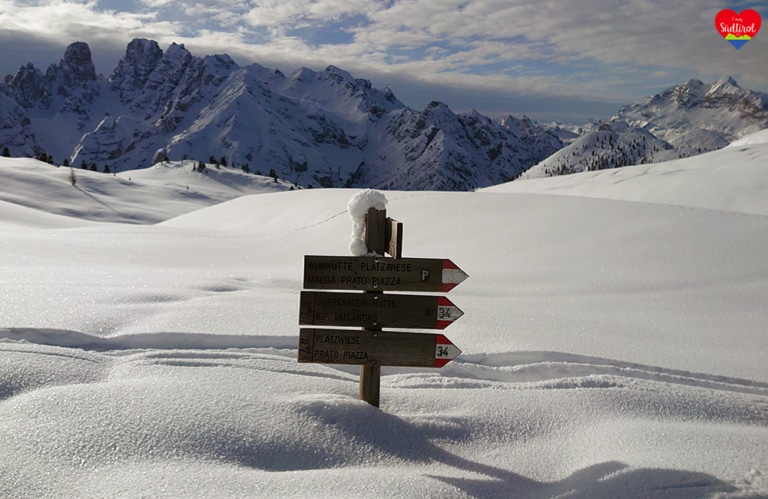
[1, 130, 767, 497]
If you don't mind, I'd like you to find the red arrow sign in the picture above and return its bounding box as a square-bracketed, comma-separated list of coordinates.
[300, 291, 464, 330]
[434, 334, 461, 367]
[435, 296, 463, 329]
[298, 329, 462, 367]
[440, 259, 469, 292]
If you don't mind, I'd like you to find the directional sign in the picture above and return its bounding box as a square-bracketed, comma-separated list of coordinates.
[300, 291, 464, 329]
[298, 328, 461, 367]
[303, 255, 468, 292]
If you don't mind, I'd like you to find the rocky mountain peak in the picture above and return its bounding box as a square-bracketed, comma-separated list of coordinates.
[707, 75, 742, 96]
[164, 42, 192, 63]
[289, 67, 317, 82]
[670, 78, 708, 106]
[59, 41, 97, 82]
[110, 38, 164, 101]
[0, 41, 98, 113]
[322, 65, 355, 84]
[2, 63, 49, 108]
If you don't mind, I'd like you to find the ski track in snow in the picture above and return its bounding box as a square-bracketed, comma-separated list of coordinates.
[3, 328, 767, 401]
[2, 328, 765, 498]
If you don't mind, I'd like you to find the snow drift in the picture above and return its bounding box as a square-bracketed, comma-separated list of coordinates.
[0, 131, 767, 498]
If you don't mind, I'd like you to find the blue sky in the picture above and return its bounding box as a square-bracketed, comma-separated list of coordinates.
[1, 0, 766, 123]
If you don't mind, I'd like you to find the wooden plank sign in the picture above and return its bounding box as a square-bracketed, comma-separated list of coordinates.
[300, 291, 463, 329]
[298, 328, 461, 367]
[303, 255, 468, 292]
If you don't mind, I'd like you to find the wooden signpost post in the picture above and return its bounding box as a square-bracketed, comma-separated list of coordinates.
[297, 203, 467, 407]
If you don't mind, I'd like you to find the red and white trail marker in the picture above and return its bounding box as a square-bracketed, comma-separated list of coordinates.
[440, 259, 469, 292]
[435, 296, 464, 329]
[434, 334, 462, 367]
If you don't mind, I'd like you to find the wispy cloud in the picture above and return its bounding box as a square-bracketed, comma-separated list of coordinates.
[1, 0, 766, 122]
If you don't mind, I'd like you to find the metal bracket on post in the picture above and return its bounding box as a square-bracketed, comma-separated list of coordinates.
[386, 218, 403, 259]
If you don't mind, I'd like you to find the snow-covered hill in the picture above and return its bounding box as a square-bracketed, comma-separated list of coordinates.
[520, 121, 677, 179]
[0, 39, 561, 191]
[488, 129, 768, 217]
[0, 158, 295, 225]
[1, 126, 767, 497]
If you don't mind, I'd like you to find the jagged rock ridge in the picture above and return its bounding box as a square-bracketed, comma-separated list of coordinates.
[0, 40, 562, 191]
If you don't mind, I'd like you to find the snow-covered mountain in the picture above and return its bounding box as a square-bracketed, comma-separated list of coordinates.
[0, 39, 562, 191]
[524, 77, 768, 179]
[521, 121, 676, 179]
[614, 76, 768, 156]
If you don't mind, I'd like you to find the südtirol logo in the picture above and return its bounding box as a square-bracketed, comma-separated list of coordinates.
[715, 9, 761, 49]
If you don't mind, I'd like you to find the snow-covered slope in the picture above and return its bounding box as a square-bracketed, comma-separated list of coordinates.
[487, 129, 768, 217]
[520, 121, 677, 179]
[0, 157, 295, 224]
[1, 131, 767, 497]
[728, 127, 768, 147]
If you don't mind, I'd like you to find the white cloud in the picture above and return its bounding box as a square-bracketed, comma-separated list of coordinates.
[0, 0, 766, 122]
[0, 1, 160, 42]
[137, 0, 175, 6]
[243, 0, 311, 28]
[306, 0, 380, 21]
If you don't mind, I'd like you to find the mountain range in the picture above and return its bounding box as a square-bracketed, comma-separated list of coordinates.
[0, 40, 561, 191]
[523, 76, 768, 179]
[1, 40, 767, 189]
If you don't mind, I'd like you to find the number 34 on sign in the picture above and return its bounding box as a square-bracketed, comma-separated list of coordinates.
[435, 335, 460, 367]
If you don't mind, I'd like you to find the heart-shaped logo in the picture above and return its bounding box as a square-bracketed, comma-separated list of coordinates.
[715, 9, 762, 49]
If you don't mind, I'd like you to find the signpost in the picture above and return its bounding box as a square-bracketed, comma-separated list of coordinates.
[299, 329, 461, 367]
[297, 201, 467, 408]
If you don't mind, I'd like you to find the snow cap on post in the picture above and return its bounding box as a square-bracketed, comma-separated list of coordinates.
[348, 189, 388, 256]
